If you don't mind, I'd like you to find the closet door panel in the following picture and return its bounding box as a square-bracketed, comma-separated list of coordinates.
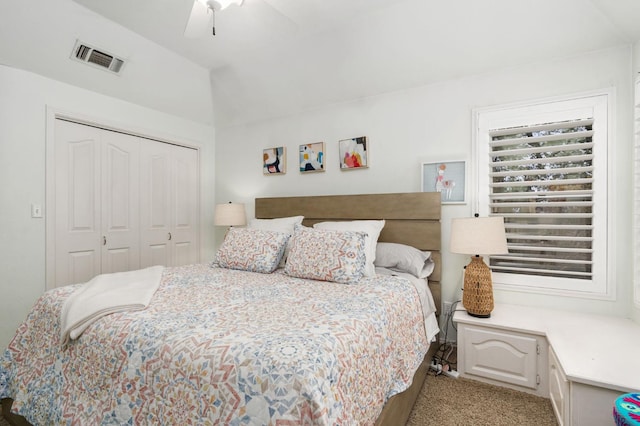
[173, 242, 193, 266]
[148, 244, 170, 267]
[103, 248, 133, 274]
[140, 140, 173, 267]
[66, 251, 98, 286]
[101, 132, 140, 273]
[171, 146, 199, 266]
[55, 120, 101, 286]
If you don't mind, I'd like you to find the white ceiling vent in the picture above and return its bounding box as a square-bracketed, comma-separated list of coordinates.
[71, 41, 125, 74]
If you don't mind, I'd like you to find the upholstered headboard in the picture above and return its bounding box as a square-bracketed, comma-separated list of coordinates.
[254, 192, 442, 314]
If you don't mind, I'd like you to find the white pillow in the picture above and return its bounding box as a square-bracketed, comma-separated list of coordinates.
[248, 215, 304, 267]
[313, 220, 385, 277]
[248, 215, 304, 233]
[374, 242, 435, 279]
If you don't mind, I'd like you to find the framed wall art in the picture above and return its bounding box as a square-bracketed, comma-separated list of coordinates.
[339, 136, 368, 170]
[263, 147, 286, 175]
[299, 142, 325, 173]
[421, 160, 466, 204]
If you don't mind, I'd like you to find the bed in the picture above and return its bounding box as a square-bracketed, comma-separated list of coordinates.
[1, 192, 441, 425]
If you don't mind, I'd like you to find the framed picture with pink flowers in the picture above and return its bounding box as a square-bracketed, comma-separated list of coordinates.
[339, 136, 368, 170]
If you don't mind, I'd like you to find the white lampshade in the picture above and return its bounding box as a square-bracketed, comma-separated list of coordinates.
[450, 216, 508, 256]
[214, 202, 246, 227]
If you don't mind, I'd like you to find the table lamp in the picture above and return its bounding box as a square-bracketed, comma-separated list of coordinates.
[450, 215, 508, 318]
[214, 202, 246, 230]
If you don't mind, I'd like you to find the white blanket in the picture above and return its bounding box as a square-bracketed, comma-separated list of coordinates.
[60, 266, 164, 345]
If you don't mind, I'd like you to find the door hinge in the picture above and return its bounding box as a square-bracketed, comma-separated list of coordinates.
[536, 374, 541, 386]
[536, 344, 540, 355]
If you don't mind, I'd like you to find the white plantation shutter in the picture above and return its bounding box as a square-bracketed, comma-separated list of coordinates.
[487, 119, 594, 280]
[475, 92, 610, 297]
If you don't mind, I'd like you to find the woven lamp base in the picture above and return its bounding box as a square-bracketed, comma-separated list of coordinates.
[463, 256, 494, 318]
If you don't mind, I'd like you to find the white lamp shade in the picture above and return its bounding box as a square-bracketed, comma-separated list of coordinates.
[214, 203, 246, 226]
[450, 216, 508, 256]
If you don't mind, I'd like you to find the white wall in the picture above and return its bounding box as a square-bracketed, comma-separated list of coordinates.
[0, 0, 218, 349]
[0, 65, 216, 349]
[0, 0, 214, 126]
[633, 41, 640, 324]
[216, 45, 634, 322]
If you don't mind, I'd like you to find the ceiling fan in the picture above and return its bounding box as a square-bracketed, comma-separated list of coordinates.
[184, 0, 243, 37]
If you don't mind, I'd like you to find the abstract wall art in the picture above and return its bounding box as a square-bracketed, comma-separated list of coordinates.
[299, 142, 325, 173]
[263, 147, 286, 175]
[339, 136, 368, 170]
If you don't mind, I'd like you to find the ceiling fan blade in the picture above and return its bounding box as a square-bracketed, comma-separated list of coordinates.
[184, 0, 213, 38]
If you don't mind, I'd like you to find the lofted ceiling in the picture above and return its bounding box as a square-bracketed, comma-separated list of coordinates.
[71, 0, 640, 126]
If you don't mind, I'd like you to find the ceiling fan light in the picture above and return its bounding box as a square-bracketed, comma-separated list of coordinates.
[186, 0, 243, 37]
[212, 0, 244, 11]
[195, 0, 243, 11]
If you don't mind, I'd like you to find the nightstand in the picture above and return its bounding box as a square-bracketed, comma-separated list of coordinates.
[453, 305, 549, 398]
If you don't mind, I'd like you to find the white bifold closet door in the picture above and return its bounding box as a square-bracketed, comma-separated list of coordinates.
[139, 139, 199, 268]
[54, 119, 199, 288]
[55, 120, 140, 286]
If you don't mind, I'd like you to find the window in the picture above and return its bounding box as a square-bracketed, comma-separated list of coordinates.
[474, 92, 611, 298]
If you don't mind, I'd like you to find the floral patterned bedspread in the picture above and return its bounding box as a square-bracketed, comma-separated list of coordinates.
[0, 264, 430, 425]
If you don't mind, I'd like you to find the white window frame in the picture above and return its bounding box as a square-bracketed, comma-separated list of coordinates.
[472, 90, 614, 299]
[634, 78, 640, 308]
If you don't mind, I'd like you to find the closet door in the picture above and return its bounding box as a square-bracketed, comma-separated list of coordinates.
[55, 120, 102, 286]
[140, 140, 199, 267]
[101, 131, 140, 274]
[53, 119, 199, 287]
[55, 120, 141, 286]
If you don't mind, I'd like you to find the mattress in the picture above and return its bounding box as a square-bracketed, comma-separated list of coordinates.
[0, 263, 435, 425]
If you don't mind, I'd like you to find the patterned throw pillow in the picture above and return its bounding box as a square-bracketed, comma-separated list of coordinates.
[248, 215, 304, 267]
[215, 228, 290, 273]
[285, 225, 367, 284]
[313, 220, 385, 277]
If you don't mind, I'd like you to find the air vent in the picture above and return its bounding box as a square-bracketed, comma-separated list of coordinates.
[71, 40, 125, 74]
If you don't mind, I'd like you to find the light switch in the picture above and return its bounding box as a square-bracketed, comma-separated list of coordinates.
[31, 204, 43, 218]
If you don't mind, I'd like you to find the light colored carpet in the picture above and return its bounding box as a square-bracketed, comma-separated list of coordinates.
[1, 375, 558, 425]
[408, 373, 558, 425]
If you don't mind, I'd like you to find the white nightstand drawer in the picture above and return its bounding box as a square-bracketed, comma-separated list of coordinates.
[461, 325, 540, 390]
